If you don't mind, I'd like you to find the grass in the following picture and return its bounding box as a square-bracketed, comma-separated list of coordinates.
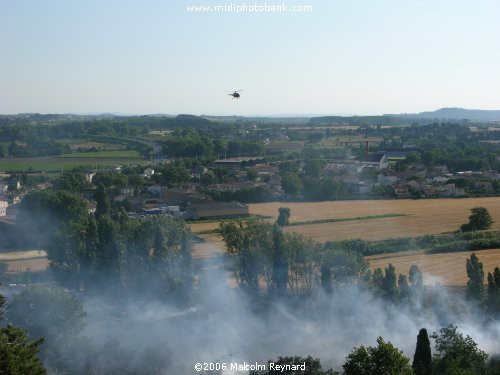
[289, 213, 406, 226]
[59, 150, 141, 158]
[0, 155, 146, 172]
[186, 214, 271, 224]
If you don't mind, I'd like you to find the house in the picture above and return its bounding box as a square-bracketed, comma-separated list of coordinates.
[377, 174, 400, 186]
[0, 196, 8, 217]
[8, 179, 21, 190]
[85, 172, 96, 183]
[36, 182, 53, 190]
[190, 166, 208, 178]
[439, 184, 465, 197]
[214, 156, 266, 169]
[143, 168, 155, 179]
[86, 200, 97, 214]
[120, 187, 135, 196]
[431, 176, 449, 184]
[147, 184, 163, 197]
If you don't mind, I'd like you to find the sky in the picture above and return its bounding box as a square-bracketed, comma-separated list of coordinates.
[1, 0, 500, 116]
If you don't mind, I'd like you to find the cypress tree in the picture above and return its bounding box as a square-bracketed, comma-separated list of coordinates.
[272, 225, 288, 297]
[413, 328, 432, 375]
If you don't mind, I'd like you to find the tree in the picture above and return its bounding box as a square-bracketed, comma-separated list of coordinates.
[0, 294, 6, 320]
[281, 172, 302, 195]
[304, 159, 324, 178]
[0, 325, 46, 375]
[409, 265, 424, 308]
[398, 274, 410, 302]
[382, 264, 399, 301]
[431, 325, 488, 375]
[320, 246, 368, 292]
[218, 219, 273, 294]
[277, 207, 291, 227]
[413, 328, 432, 375]
[409, 265, 423, 288]
[246, 168, 258, 181]
[94, 183, 110, 219]
[7, 286, 85, 345]
[0, 260, 7, 280]
[486, 267, 500, 315]
[466, 253, 484, 302]
[272, 225, 288, 297]
[343, 336, 413, 375]
[461, 207, 493, 232]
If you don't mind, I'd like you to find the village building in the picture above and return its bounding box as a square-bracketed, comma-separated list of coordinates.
[0, 195, 8, 217]
[213, 156, 266, 169]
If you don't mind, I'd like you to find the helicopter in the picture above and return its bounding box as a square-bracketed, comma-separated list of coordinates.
[228, 90, 242, 99]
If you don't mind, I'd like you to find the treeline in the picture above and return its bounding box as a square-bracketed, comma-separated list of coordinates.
[162, 128, 264, 158]
[247, 326, 500, 375]
[217, 218, 426, 304]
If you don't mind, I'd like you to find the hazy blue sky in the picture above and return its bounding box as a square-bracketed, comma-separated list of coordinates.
[1, 0, 499, 115]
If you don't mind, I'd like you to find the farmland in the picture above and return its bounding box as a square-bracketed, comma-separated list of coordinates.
[367, 248, 500, 286]
[0, 153, 145, 172]
[189, 197, 500, 242]
[247, 197, 500, 241]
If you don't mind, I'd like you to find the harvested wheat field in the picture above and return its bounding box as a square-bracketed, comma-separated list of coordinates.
[367, 248, 500, 286]
[249, 197, 500, 241]
[0, 250, 49, 273]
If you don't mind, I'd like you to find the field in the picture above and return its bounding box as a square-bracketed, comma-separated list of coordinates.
[0, 250, 49, 273]
[247, 197, 500, 241]
[0, 153, 145, 172]
[189, 197, 500, 242]
[367, 248, 500, 286]
[59, 150, 141, 158]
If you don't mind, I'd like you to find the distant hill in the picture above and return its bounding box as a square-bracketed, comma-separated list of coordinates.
[387, 108, 500, 122]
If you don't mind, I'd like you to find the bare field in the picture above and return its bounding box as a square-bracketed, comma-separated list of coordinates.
[249, 197, 500, 241]
[0, 250, 49, 273]
[367, 248, 500, 286]
[191, 197, 500, 257]
[6, 258, 50, 273]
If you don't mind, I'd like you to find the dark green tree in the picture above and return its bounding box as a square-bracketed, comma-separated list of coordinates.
[218, 219, 273, 295]
[304, 159, 324, 178]
[246, 168, 258, 180]
[281, 172, 302, 195]
[398, 274, 410, 302]
[0, 294, 6, 320]
[431, 325, 488, 375]
[0, 325, 46, 375]
[272, 225, 288, 297]
[486, 267, 500, 315]
[343, 336, 413, 375]
[382, 264, 399, 301]
[460, 207, 493, 232]
[7, 285, 86, 345]
[277, 207, 291, 227]
[94, 183, 110, 219]
[466, 253, 484, 302]
[413, 328, 432, 375]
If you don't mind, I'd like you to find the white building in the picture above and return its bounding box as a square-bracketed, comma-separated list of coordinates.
[0, 196, 8, 217]
[143, 168, 155, 179]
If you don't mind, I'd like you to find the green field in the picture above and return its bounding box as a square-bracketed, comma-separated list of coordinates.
[59, 150, 141, 158]
[0, 155, 145, 172]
